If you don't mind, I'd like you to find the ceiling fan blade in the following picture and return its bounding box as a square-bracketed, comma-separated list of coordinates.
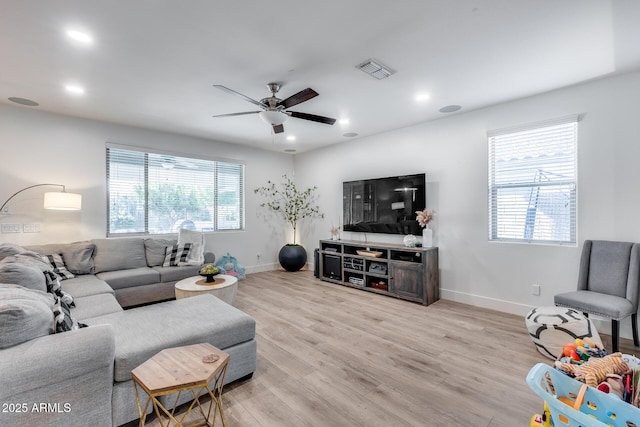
[213, 85, 264, 108]
[277, 88, 319, 109]
[212, 111, 261, 118]
[288, 111, 336, 125]
[272, 124, 285, 134]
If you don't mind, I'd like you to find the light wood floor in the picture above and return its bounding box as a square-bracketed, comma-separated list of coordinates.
[134, 270, 639, 427]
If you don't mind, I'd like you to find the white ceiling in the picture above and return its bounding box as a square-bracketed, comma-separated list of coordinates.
[1, 0, 639, 153]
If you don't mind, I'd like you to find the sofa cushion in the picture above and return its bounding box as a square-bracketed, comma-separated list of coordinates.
[0, 243, 27, 261]
[85, 294, 256, 382]
[0, 261, 47, 292]
[178, 228, 205, 265]
[96, 268, 160, 290]
[152, 265, 202, 283]
[26, 242, 96, 275]
[0, 284, 54, 348]
[72, 293, 123, 322]
[162, 243, 192, 267]
[41, 253, 75, 280]
[93, 238, 147, 273]
[60, 275, 115, 298]
[144, 238, 177, 267]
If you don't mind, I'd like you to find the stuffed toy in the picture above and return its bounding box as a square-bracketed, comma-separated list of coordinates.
[555, 352, 630, 388]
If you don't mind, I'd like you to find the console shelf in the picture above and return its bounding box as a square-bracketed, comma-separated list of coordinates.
[318, 239, 439, 305]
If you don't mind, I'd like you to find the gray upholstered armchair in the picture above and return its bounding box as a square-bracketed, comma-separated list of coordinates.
[554, 240, 640, 353]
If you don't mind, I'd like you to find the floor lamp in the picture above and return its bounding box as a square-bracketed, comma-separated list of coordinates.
[1, 184, 82, 213]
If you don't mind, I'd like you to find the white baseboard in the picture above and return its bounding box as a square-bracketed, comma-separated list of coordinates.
[439, 288, 535, 316]
[440, 288, 636, 341]
[244, 263, 278, 274]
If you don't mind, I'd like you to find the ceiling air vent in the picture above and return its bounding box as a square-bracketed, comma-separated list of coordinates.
[356, 59, 395, 80]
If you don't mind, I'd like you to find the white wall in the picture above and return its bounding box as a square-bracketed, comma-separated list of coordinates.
[2, 72, 640, 337]
[295, 71, 640, 337]
[0, 105, 294, 272]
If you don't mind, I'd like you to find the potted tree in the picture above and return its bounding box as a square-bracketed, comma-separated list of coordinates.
[254, 174, 323, 272]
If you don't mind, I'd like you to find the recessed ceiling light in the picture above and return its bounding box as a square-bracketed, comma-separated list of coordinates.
[66, 30, 93, 44]
[286, 135, 296, 141]
[439, 105, 462, 113]
[65, 84, 85, 95]
[415, 93, 430, 102]
[8, 97, 39, 107]
[338, 118, 350, 125]
[343, 132, 358, 138]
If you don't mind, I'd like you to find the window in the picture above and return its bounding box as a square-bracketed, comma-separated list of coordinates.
[488, 115, 579, 244]
[106, 145, 244, 236]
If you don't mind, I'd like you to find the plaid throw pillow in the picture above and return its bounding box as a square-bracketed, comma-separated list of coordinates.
[163, 243, 192, 267]
[41, 253, 75, 280]
[52, 296, 86, 333]
[43, 270, 75, 308]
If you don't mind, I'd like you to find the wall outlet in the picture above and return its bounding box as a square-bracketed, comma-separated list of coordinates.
[23, 223, 41, 233]
[532, 284, 541, 296]
[1, 223, 21, 233]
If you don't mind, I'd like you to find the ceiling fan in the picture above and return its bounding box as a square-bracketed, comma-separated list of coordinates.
[212, 83, 336, 134]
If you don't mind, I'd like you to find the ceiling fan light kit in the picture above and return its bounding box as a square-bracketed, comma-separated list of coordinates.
[259, 110, 287, 126]
[213, 83, 336, 135]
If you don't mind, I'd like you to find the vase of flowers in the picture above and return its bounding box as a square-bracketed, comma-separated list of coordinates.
[329, 225, 340, 241]
[255, 175, 324, 272]
[416, 209, 434, 247]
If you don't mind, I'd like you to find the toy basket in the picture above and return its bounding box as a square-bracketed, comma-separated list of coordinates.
[526, 363, 640, 426]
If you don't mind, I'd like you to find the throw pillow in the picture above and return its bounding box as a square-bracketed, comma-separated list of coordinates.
[0, 284, 54, 348]
[144, 238, 177, 267]
[0, 243, 27, 261]
[163, 243, 192, 267]
[61, 242, 96, 275]
[52, 296, 86, 333]
[0, 261, 47, 292]
[178, 228, 205, 265]
[3, 251, 52, 272]
[41, 253, 75, 280]
[24, 242, 95, 274]
[43, 270, 75, 308]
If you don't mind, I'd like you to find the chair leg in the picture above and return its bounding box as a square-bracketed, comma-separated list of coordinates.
[633, 313, 639, 347]
[612, 319, 620, 353]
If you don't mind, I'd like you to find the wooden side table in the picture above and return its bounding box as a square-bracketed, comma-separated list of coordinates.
[131, 343, 229, 427]
[175, 275, 238, 305]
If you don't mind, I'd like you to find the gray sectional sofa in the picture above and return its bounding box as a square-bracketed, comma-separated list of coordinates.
[0, 237, 257, 427]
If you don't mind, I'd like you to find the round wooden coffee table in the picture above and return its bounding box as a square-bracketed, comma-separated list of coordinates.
[174, 274, 238, 305]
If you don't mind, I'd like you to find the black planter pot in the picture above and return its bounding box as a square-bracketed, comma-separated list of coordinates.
[279, 244, 307, 272]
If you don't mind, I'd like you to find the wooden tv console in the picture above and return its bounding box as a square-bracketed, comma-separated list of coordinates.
[318, 239, 439, 305]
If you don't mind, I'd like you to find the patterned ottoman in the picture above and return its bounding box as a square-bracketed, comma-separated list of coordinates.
[525, 306, 603, 359]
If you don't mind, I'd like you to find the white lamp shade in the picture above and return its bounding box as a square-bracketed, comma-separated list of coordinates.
[44, 192, 82, 210]
[259, 110, 288, 126]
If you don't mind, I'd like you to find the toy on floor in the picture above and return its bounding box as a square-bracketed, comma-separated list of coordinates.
[216, 252, 246, 279]
[529, 401, 553, 427]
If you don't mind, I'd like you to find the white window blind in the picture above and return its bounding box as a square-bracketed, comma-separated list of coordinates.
[106, 145, 244, 235]
[488, 116, 578, 244]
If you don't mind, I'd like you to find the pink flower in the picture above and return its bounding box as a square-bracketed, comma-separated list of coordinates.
[415, 209, 434, 227]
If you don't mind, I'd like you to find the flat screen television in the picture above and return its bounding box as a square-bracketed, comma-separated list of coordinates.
[343, 173, 425, 235]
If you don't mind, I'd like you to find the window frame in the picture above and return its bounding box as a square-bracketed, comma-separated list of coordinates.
[105, 143, 245, 236]
[487, 115, 580, 245]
